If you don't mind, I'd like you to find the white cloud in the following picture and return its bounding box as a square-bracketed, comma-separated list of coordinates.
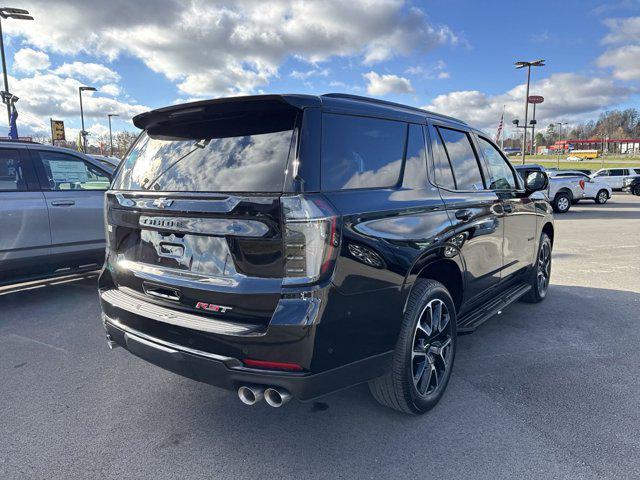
[290, 68, 329, 80]
[596, 16, 640, 81]
[364, 71, 414, 95]
[54, 61, 120, 84]
[405, 60, 449, 80]
[9, 72, 149, 135]
[13, 48, 50, 73]
[100, 83, 122, 97]
[4, 0, 459, 97]
[425, 73, 632, 131]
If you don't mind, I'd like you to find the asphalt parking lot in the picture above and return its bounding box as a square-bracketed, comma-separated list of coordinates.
[1, 195, 639, 480]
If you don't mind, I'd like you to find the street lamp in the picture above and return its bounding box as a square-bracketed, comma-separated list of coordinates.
[107, 113, 119, 157]
[515, 59, 545, 164]
[0, 8, 34, 124]
[79, 86, 97, 153]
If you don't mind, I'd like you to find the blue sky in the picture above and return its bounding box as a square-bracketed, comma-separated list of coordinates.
[3, 0, 640, 142]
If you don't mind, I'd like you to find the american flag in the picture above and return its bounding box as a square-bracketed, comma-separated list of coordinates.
[495, 111, 504, 144]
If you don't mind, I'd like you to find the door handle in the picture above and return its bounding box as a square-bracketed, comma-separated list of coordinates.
[51, 200, 75, 206]
[455, 209, 473, 221]
[503, 203, 513, 213]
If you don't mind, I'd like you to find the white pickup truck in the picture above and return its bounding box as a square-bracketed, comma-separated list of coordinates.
[514, 164, 584, 213]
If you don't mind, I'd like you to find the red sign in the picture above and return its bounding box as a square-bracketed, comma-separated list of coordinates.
[528, 95, 544, 104]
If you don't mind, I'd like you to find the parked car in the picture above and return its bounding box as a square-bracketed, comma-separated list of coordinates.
[514, 164, 583, 213]
[590, 168, 640, 190]
[90, 154, 120, 170]
[99, 93, 553, 414]
[0, 141, 112, 285]
[548, 170, 612, 204]
[623, 176, 640, 196]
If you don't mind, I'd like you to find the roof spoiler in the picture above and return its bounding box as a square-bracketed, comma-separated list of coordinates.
[133, 94, 320, 131]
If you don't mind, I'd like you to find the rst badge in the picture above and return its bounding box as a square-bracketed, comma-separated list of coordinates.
[195, 302, 233, 314]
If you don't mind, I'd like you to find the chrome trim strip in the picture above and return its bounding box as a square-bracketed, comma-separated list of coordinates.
[102, 313, 239, 364]
[100, 288, 262, 336]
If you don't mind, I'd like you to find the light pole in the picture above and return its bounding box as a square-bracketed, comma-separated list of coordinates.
[107, 113, 118, 156]
[515, 59, 545, 164]
[0, 8, 33, 124]
[79, 86, 96, 153]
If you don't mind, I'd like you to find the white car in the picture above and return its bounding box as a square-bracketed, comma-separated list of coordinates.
[551, 170, 612, 204]
[590, 168, 640, 190]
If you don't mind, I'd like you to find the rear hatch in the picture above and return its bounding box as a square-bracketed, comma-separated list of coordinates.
[106, 98, 300, 327]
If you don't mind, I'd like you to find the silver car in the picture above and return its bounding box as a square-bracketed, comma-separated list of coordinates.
[590, 168, 640, 190]
[0, 141, 112, 285]
[549, 170, 612, 204]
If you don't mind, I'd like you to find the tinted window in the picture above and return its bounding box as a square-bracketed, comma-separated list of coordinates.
[36, 152, 110, 191]
[633, 169, 640, 175]
[322, 114, 406, 190]
[430, 126, 456, 190]
[437, 127, 484, 190]
[114, 112, 296, 192]
[402, 124, 428, 189]
[610, 169, 626, 176]
[0, 149, 26, 191]
[478, 137, 516, 189]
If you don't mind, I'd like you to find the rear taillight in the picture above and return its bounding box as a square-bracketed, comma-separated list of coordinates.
[281, 195, 340, 286]
[579, 179, 585, 190]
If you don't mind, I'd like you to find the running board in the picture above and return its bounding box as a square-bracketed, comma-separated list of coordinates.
[456, 282, 531, 334]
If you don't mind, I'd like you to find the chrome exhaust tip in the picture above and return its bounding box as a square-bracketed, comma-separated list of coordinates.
[264, 387, 291, 408]
[238, 385, 264, 405]
[106, 334, 119, 350]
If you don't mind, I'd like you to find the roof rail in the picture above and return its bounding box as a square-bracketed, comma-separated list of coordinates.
[321, 93, 468, 125]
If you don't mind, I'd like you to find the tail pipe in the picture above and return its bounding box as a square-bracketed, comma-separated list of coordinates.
[237, 385, 264, 405]
[264, 387, 292, 408]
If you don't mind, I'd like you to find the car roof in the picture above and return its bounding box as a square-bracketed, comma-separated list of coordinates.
[0, 141, 113, 172]
[133, 93, 471, 132]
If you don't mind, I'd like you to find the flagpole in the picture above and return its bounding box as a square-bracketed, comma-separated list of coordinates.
[500, 105, 505, 150]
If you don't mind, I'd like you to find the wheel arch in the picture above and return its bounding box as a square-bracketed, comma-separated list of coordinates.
[409, 259, 464, 314]
[555, 187, 574, 200]
[542, 222, 554, 248]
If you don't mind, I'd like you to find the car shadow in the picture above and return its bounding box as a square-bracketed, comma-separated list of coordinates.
[121, 284, 639, 478]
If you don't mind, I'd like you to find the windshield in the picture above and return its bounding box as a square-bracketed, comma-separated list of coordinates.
[113, 114, 297, 193]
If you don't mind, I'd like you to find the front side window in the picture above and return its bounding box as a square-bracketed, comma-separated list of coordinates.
[477, 137, 516, 190]
[437, 127, 484, 191]
[595, 170, 608, 177]
[610, 169, 626, 176]
[36, 152, 110, 191]
[0, 149, 26, 191]
[321, 114, 406, 190]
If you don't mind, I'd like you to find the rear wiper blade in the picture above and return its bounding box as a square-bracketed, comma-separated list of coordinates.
[142, 139, 210, 190]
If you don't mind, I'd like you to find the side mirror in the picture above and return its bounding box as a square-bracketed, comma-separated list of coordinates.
[525, 171, 548, 193]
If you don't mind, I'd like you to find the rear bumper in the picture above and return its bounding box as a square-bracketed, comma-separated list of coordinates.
[103, 314, 391, 401]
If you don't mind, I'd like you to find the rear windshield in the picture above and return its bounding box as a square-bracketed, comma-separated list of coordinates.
[113, 112, 296, 193]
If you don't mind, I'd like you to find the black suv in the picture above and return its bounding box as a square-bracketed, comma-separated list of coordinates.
[99, 94, 553, 414]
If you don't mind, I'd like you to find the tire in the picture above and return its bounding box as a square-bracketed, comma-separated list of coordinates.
[633, 184, 640, 196]
[521, 233, 552, 303]
[553, 192, 571, 213]
[595, 189, 609, 204]
[369, 279, 457, 414]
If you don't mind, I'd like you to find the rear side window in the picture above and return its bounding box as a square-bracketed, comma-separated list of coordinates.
[610, 169, 626, 176]
[437, 127, 484, 191]
[430, 127, 456, 190]
[0, 149, 27, 191]
[402, 124, 428, 189]
[114, 110, 297, 192]
[321, 114, 406, 190]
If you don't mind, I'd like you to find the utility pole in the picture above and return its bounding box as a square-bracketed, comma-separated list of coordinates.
[515, 60, 545, 164]
[0, 8, 34, 125]
[79, 86, 97, 153]
[107, 114, 118, 156]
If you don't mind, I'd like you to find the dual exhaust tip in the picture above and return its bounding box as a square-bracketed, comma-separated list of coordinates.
[238, 385, 291, 407]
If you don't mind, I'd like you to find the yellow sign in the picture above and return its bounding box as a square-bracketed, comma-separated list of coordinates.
[50, 119, 66, 141]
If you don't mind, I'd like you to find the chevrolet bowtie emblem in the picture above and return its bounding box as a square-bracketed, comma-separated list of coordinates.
[152, 198, 173, 208]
